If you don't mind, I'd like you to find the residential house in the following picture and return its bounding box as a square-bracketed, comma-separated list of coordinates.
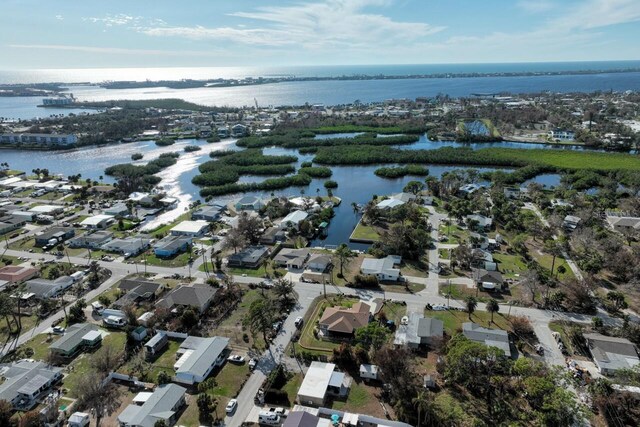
[170, 220, 208, 238]
[0, 216, 25, 235]
[25, 276, 74, 299]
[463, 322, 512, 357]
[375, 198, 404, 210]
[472, 268, 504, 291]
[103, 203, 129, 217]
[231, 123, 248, 137]
[360, 255, 402, 282]
[285, 409, 412, 427]
[607, 216, 640, 234]
[191, 205, 224, 222]
[227, 246, 270, 269]
[280, 210, 309, 230]
[173, 336, 229, 384]
[153, 235, 191, 258]
[28, 204, 64, 217]
[394, 312, 444, 348]
[297, 362, 349, 406]
[307, 254, 332, 273]
[459, 183, 485, 196]
[260, 226, 287, 245]
[145, 332, 169, 360]
[0, 361, 63, 410]
[318, 302, 370, 338]
[549, 129, 575, 141]
[68, 231, 113, 249]
[563, 215, 581, 231]
[101, 238, 151, 256]
[34, 227, 75, 247]
[0, 266, 38, 284]
[584, 333, 640, 375]
[235, 196, 264, 211]
[466, 214, 493, 231]
[273, 248, 310, 269]
[359, 364, 379, 381]
[114, 278, 164, 308]
[217, 127, 229, 138]
[157, 284, 218, 313]
[117, 383, 186, 427]
[503, 187, 525, 199]
[49, 323, 102, 359]
[80, 214, 115, 229]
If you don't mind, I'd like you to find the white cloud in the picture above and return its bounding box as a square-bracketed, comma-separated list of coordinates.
[517, 0, 556, 13]
[551, 0, 640, 29]
[84, 14, 142, 27]
[55, 14, 64, 21]
[8, 44, 222, 57]
[137, 0, 446, 50]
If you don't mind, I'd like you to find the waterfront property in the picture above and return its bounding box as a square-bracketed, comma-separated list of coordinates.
[0, 360, 63, 410]
[173, 336, 229, 384]
[273, 248, 310, 269]
[0, 133, 78, 147]
[49, 323, 102, 359]
[360, 255, 402, 282]
[117, 383, 187, 427]
[280, 210, 309, 230]
[235, 196, 264, 212]
[191, 204, 224, 221]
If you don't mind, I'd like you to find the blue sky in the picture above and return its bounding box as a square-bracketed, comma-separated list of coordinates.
[2, 0, 640, 69]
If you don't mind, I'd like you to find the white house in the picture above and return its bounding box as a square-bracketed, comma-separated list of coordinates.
[174, 336, 229, 384]
[280, 210, 309, 230]
[80, 214, 115, 229]
[360, 255, 402, 281]
[170, 220, 209, 237]
[297, 362, 348, 406]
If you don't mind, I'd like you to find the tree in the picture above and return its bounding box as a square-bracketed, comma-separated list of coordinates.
[0, 400, 12, 426]
[197, 393, 217, 424]
[68, 299, 87, 324]
[222, 228, 246, 254]
[272, 279, 295, 311]
[76, 372, 122, 427]
[333, 243, 354, 278]
[181, 308, 199, 330]
[157, 370, 171, 385]
[486, 298, 499, 323]
[154, 420, 167, 427]
[520, 269, 541, 304]
[412, 390, 433, 427]
[355, 322, 389, 353]
[92, 342, 124, 375]
[244, 296, 274, 345]
[403, 180, 425, 197]
[465, 296, 477, 319]
[237, 212, 263, 244]
[0, 292, 17, 334]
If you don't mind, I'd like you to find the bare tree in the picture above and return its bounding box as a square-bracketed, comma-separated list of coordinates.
[76, 373, 122, 427]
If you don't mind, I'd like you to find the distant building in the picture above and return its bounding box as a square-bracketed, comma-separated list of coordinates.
[607, 215, 640, 234]
[42, 97, 73, 106]
[549, 129, 575, 141]
[0, 133, 78, 147]
[231, 123, 248, 137]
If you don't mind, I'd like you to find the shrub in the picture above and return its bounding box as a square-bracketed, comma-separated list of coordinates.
[324, 180, 338, 189]
[353, 274, 379, 288]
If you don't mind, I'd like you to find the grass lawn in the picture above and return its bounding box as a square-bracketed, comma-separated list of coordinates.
[493, 253, 527, 278]
[377, 301, 406, 325]
[145, 211, 193, 237]
[0, 256, 20, 267]
[529, 250, 575, 280]
[63, 330, 127, 397]
[213, 288, 266, 350]
[428, 309, 512, 335]
[131, 251, 193, 268]
[281, 373, 303, 407]
[14, 332, 61, 361]
[176, 395, 202, 427]
[8, 237, 42, 253]
[486, 147, 640, 171]
[350, 221, 380, 242]
[226, 265, 269, 278]
[332, 382, 371, 410]
[439, 249, 450, 260]
[438, 224, 469, 245]
[208, 362, 251, 398]
[297, 296, 360, 353]
[144, 339, 182, 381]
[0, 315, 39, 342]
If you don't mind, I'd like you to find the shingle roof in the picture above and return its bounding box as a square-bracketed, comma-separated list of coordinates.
[584, 333, 640, 372]
[157, 284, 217, 311]
[319, 302, 370, 334]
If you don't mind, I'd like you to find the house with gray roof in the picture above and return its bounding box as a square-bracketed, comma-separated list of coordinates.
[360, 255, 402, 282]
[584, 333, 640, 375]
[173, 336, 229, 384]
[153, 235, 191, 258]
[68, 230, 113, 249]
[472, 268, 504, 291]
[114, 278, 164, 309]
[157, 284, 218, 313]
[274, 248, 310, 269]
[49, 323, 102, 359]
[34, 227, 75, 247]
[394, 313, 443, 348]
[191, 204, 223, 222]
[101, 237, 151, 256]
[25, 276, 74, 299]
[463, 322, 512, 357]
[235, 196, 264, 211]
[117, 383, 186, 427]
[227, 245, 270, 268]
[0, 361, 63, 410]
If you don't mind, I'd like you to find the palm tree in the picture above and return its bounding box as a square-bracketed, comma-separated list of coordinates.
[486, 298, 499, 323]
[333, 243, 354, 279]
[465, 296, 477, 319]
[412, 390, 431, 427]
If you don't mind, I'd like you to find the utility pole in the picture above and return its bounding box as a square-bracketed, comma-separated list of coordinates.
[447, 279, 451, 308]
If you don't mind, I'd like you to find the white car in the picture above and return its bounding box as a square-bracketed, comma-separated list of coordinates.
[52, 326, 65, 334]
[432, 304, 447, 311]
[294, 317, 303, 328]
[248, 358, 258, 370]
[228, 355, 246, 364]
[226, 399, 238, 414]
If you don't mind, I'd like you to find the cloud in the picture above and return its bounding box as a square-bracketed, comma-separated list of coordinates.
[83, 14, 142, 27]
[55, 15, 64, 21]
[551, 0, 640, 29]
[137, 0, 446, 50]
[8, 44, 222, 57]
[516, 0, 555, 13]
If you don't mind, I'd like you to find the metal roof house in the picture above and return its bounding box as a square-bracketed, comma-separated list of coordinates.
[280, 210, 309, 229]
[101, 237, 151, 256]
[394, 312, 444, 348]
[117, 383, 186, 427]
[173, 336, 229, 384]
[191, 205, 223, 222]
[297, 362, 348, 407]
[157, 283, 218, 313]
[463, 322, 512, 357]
[25, 276, 74, 299]
[169, 220, 208, 237]
[584, 333, 640, 375]
[80, 214, 115, 229]
[49, 323, 102, 359]
[0, 361, 63, 410]
[360, 255, 402, 282]
[234, 196, 264, 211]
[153, 235, 191, 258]
[68, 230, 113, 249]
[34, 226, 75, 247]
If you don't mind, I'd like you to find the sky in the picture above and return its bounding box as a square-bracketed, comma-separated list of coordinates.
[2, 0, 640, 69]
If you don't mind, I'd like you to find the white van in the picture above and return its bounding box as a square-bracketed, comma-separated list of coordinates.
[91, 301, 105, 314]
[258, 412, 281, 425]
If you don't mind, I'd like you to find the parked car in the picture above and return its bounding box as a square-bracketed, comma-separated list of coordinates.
[228, 355, 246, 364]
[294, 317, 303, 328]
[225, 399, 238, 414]
[249, 358, 258, 370]
[432, 304, 447, 311]
[272, 321, 283, 333]
[52, 326, 65, 334]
